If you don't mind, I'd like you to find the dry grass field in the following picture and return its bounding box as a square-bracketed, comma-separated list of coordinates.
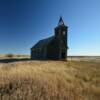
[0, 56, 100, 100]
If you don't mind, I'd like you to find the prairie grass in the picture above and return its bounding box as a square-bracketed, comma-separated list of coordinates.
[0, 60, 100, 100]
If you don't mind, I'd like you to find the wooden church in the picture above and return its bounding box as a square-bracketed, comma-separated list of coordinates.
[31, 17, 68, 60]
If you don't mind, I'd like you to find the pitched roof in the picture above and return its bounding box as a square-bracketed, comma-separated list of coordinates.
[58, 16, 65, 26]
[31, 36, 55, 49]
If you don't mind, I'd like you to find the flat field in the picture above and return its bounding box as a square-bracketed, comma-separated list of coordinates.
[0, 56, 100, 100]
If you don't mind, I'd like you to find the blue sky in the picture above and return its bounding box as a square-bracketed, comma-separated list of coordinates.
[0, 0, 100, 56]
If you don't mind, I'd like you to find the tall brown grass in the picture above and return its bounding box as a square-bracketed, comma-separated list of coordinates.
[0, 61, 100, 100]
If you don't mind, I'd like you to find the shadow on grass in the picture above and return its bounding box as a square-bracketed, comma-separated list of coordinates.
[0, 58, 67, 63]
[0, 58, 32, 63]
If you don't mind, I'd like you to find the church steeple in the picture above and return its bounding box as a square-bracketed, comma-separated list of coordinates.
[55, 17, 68, 37]
[54, 17, 68, 60]
[58, 16, 65, 26]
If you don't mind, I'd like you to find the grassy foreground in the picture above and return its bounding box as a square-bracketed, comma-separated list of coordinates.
[0, 61, 100, 100]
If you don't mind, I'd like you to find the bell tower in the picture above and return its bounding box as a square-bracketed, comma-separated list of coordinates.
[54, 17, 68, 60]
[55, 17, 68, 38]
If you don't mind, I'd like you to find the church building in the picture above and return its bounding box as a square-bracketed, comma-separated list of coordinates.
[31, 17, 68, 60]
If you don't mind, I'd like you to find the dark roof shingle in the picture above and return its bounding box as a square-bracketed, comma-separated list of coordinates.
[31, 36, 55, 49]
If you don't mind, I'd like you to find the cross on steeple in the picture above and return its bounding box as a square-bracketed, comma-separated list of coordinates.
[58, 16, 65, 26]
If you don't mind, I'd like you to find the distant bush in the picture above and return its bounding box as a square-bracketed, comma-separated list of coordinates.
[16, 55, 21, 57]
[6, 54, 14, 58]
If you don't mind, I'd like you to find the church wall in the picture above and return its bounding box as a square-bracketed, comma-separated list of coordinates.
[46, 40, 60, 60]
[31, 47, 47, 60]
